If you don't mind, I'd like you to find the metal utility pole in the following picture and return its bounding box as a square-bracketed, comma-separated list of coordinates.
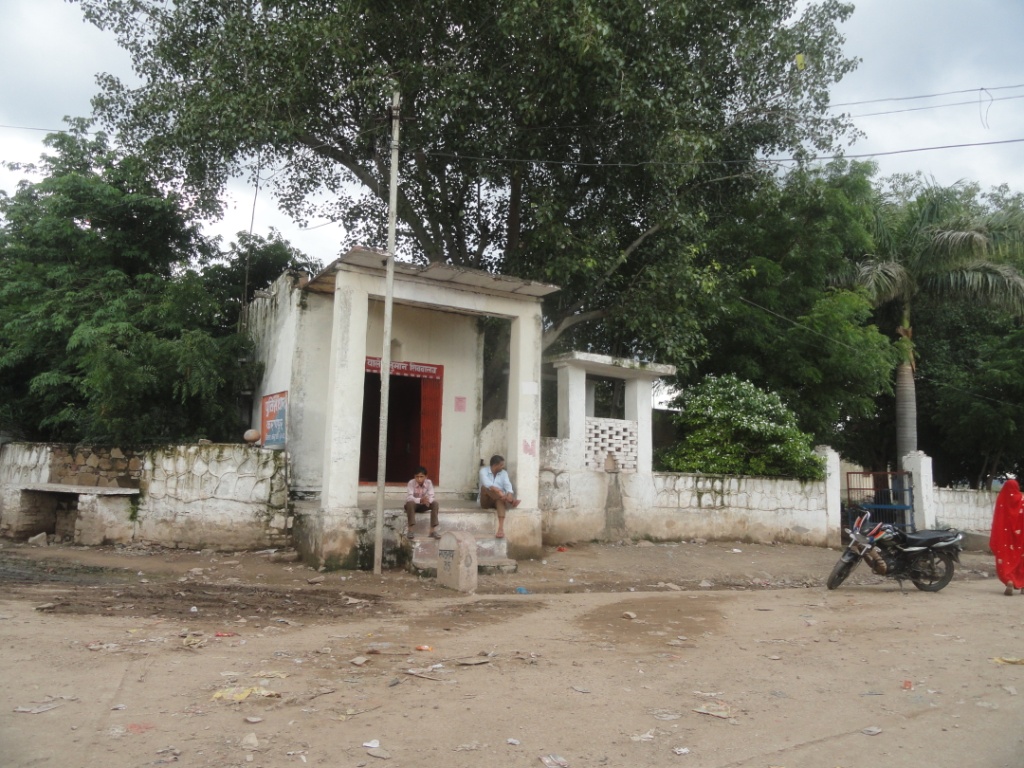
[373, 91, 400, 575]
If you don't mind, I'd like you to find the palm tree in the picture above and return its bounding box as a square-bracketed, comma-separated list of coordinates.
[849, 182, 1024, 468]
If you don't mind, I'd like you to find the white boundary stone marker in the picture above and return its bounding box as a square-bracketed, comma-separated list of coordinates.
[437, 530, 477, 593]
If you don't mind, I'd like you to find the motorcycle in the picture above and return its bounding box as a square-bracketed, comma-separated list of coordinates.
[827, 510, 964, 592]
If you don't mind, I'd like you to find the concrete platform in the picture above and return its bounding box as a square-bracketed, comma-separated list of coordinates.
[404, 509, 517, 576]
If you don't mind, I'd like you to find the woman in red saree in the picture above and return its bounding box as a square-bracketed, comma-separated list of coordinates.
[990, 479, 1024, 595]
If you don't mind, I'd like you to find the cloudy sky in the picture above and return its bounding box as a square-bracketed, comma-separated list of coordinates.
[2, 0, 1023, 260]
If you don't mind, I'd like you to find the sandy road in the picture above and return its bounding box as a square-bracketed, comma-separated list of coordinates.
[0, 541, 1021, 767]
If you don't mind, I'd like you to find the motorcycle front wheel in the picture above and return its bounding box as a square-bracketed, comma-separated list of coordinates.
[909, 551, 955, 592]
[826, 554, 859, 590]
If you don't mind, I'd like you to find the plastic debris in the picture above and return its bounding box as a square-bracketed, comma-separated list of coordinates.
[672, 747, 691, 755]
[693, 702, 734, 719]
[415, 645, 432, 651]
[211, 686, 280, 702]
[540, 755, 570, 768]
[13, 702, 63, 714]
[362, 740, 380, 749]
[861, 726, 883, 736]
[240, 733, 259, 751]
[515, 587, 530, 594]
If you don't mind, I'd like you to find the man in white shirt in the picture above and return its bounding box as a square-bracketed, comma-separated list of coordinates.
[478, 454, 520, 539]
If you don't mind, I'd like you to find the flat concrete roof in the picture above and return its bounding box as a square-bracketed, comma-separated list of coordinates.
[306, 247, 560, 300]
[545, 351, 676, 380]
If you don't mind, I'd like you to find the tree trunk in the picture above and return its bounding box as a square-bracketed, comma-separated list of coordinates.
[894, 361, 917, 469]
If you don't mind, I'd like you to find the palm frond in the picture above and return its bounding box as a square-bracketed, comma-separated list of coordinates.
[854, 259, 912, 306]
[921, 261, 1024, 317]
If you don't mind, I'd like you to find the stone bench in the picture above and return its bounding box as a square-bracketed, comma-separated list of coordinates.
[1, 483, 140, 545]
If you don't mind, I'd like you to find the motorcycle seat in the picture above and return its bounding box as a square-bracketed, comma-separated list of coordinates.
[904, 529, 960, 547]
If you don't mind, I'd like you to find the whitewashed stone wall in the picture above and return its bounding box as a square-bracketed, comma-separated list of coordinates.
[0, 444, 55, 538]
[628, 472, 834, 545]
[934, 487, 996, 533]
[540, 440, 841, 547]
[0, 443, 291, 550]
[0, 443, 50, 487]
[137, 445, 290, 549]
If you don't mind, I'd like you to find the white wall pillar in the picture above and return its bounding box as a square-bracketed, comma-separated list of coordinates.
[555, 363, 587, 469]
[506, 307, 542, 507]
[815, 445, 842, 547]
[321, 283, 368, 509]
[903, 450, 936, 530]
[624, 378, 653, 473]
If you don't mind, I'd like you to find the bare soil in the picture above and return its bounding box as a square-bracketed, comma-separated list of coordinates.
[2, 538, 1021, 768]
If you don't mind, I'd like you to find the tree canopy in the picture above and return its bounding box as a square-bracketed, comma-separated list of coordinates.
[77, 0, 859, 363]
[0, 126, 315, 444]
[695, 161, 898, 446]
[839, 178, 1024, 469]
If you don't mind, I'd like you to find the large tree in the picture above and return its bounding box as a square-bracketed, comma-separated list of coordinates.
[0, 125, 309, 443]
[843, 180, 1024, 468]
[697, 161, 898, 446]
[77, 0, 859, 363]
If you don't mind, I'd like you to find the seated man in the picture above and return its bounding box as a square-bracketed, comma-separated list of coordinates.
[478, 454, 520, 539]
[405, 466, 440, 539]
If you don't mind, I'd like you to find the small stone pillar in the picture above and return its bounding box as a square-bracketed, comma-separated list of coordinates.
[437, 530, 477, 593]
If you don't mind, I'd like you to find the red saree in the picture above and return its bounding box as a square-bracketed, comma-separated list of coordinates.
[990, 479, 1024, 588]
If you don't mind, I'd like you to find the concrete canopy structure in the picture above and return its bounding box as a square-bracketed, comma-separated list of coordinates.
[547, 351, 676, 474]
[245, 247, 559, 567]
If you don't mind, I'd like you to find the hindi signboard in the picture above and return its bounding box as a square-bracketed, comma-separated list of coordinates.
[261, 391, 287, 448]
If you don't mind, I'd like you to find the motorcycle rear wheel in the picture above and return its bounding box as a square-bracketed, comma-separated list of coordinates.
[909, 551, 955, 592]
[827, 555, 859, 590]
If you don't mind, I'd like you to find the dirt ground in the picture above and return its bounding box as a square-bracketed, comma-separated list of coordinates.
[1, 537, 1022, 768]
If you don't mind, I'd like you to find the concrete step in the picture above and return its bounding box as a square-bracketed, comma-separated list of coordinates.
[404, 516, 517, 576]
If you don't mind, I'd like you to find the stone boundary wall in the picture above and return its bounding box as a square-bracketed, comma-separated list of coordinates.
[540, 441, 841, 547]
[0, 442, 291, 549]
[0, 443, 49, 487]
[49, 445, 143, 488]
[934, 487, 996, 533]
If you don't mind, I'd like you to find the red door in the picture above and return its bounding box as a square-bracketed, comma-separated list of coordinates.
[361, 358, 444, 484]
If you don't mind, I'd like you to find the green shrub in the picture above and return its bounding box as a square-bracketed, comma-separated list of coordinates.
[659, 374, 825, 481]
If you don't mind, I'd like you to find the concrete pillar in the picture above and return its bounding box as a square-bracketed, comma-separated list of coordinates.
[815, 445, 842, 547]
[321, 282, 369, 510]
[903, 450, 936, 530]
[624, 378, 652, 473]
[437, 530, 478, 593]
[555, 363, 586, 469]
[506, 307, 542, 508]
